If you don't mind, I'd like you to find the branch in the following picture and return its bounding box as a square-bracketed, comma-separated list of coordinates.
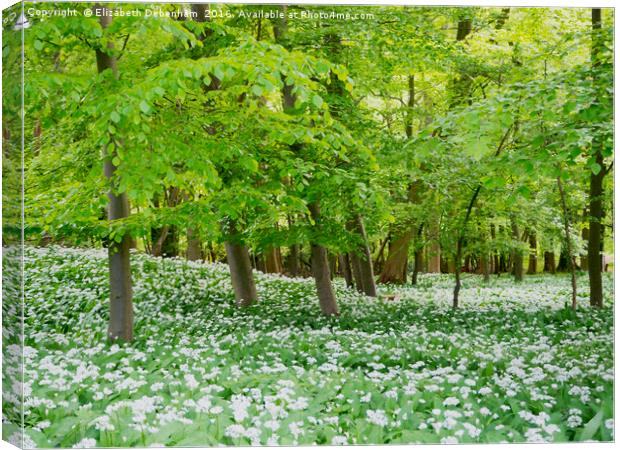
[116, 34, 131, 61]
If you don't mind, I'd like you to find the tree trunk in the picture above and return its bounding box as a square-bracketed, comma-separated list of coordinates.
[150, 188, 180, 257]
[490, 224, 500, 274]
[224, 239, 257, 307]
[544, 251, 556, 274]
[587, 157, 605, 308]
[350, 252, 364, 293]
[264, 247, 283, 273]
[427, 244, 441, 272]
[286, 243, 300, 276]
[378, 229, 413, 284]
[96, 7, 133, 342]
[207, 241, 217, 263]
[255, 254, 266, 273]
[222, 220, 257, 307]
[186, 228, 202, 261]
[452, 249, 462, 308]
[411, 224, 424, 285]
[309, 202, 339, 315]
[450, 18, 474, 107]
[557, 175, 578, 309]
[527, 231, 537, 274]
[163, 227, 178, 257]
[481, 252, 490, 283]
[464, 254, 472, 273]
[453, 185, 482, 307]
[286, 216, 300, 276]
[339, 253, 354, 289]
[581, 225, 589, 271]
[556, 246, 571, 272]
[511, 219, 523, 282]
[328, 253, 337, 280]
[588, 8, 605, 308]
[379, 182, 421, 283]
[373, 236, 389, 273]
[427, 220, 441, 273]
[353, 215, 377, 296]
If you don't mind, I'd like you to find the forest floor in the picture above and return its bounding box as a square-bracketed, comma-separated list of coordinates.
[3, 246, 614, 447]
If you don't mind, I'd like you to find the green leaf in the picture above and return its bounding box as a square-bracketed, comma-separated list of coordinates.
[213, 65, 225, 81]
[139, 101, 151, 114]
[579, 410, 603, 441]
[590, 162, 602, 175]
[315, 60, 330, 74]
[312, 95, 324, 108]
[239, 156, 258, 172]
[110, 111, 121, 123]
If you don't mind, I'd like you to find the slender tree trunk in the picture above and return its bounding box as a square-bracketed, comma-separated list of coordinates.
[151, 225, 169, 257]
[557, 175, 578, 309]
[478, 224, 491, 283]
[453, 185, 482, 307]
[309, 202, 339, 315]
[453, 126, 511, 306]
[350, 252, 364, 293]
[339, 253, 354, 288]
[527, 231, 537, 274]
[588, 160, 604, 308]
[411, 224, 424, 285]
[96, 7, 133, 342]
[581, 225, 589, 271]
[490, 224, 500, 274]
[373, 236, 389, 273]
[150, 187, 180, 257]
[105, 171, 133, 342]
[207, 241, 217, 263]
[151, 226, 178, 257]
[511, 219, 523, 282]
[481, 252, 490, 283]
[588, 8, 605, 308]
[286, 216, 300, 276]
[453, 245, 463, 308]
[353, 215, 377, 296]
[427, 220, 442, 273]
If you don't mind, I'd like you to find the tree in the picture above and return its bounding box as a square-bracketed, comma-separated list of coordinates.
[587, 8, 611, 308]
[95, 5, 133, 342]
